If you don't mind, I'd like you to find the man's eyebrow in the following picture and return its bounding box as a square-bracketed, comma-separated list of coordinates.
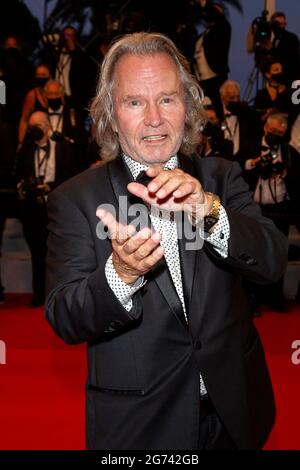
[122, 94, 143, 102]
[122, 91, 180, 102]
[158, 91, 180, 98]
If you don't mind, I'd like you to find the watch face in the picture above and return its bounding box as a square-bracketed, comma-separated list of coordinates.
[206, 216, 217, 225]
[204, 215, 218, 232]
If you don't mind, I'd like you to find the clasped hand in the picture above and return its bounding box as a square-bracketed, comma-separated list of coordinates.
[97, 167, 212, 285]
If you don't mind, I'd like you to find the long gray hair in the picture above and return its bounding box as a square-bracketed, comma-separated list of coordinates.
[90, 32, 205, 161]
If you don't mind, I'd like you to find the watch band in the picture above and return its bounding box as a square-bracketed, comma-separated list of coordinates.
[203, 193, 221, 233]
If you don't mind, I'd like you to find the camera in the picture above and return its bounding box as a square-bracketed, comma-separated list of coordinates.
[256, 149, 285, 180]
[252, 10, 271, 46]
[17, 177, 50, 204]
[51, 131, 74, 144]
[51, 130, 64, 142]
[201, 121, 227, 156]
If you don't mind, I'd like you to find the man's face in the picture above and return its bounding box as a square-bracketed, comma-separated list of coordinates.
[45, 84, 63, 100]
[264, 119, 286, 138]
[112, 53, 186, 166]
[269, 63, 283, 76]
[4, 37, 18, 49]
[222, 86, 240, 108]
[205, 108, 218, 124]
[63, 28, 76, 43]
[35, 65, 50, 80]
[28, 115, 50, 143]
[273, 16, 287, 31]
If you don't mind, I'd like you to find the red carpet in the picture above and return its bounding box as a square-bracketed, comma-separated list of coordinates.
[0, 294, 299, 450]
[0, 294, 86, 450]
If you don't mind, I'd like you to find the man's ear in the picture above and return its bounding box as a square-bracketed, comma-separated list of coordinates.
[111, 119, 118, 133]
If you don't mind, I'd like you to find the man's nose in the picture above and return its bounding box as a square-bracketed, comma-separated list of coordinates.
[144, 103, 162, 127]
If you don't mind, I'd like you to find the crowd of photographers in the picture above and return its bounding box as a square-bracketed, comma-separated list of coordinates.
[196, 5, 300, 312]
[0, 27, 99, 306]
[0, 1, 300, 312]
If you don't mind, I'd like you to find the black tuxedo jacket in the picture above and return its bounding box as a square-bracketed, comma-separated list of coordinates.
[16, 138, 81, 189]
[220, 105, 263, 165]
[200, 3, 231, 77]
[272, 30, 300, 83]
[67, 49, 97, 109]
[46, 155, 287, 450]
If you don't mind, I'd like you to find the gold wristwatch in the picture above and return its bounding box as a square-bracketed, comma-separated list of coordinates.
[203, 192, 221, 233]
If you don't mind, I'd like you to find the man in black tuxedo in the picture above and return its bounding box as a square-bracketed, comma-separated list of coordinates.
[193, 0, 231, 115]
[219, 80, 263, 165]
[16, 111, 81, 306]
[45, 33, 287, 449]
[44, 79, 87, 166]
[54, 26, 97, 113]
[270, 12, 300, 85]
[242, 113, 293, 311]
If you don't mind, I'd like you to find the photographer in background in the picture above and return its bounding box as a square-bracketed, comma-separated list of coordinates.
[54, 26, 97, 113]
[193, 0, 231, 116]
[44, 79, 88, 169]
[200, 104, 233, 159]
[16, 111, 82, 306]
[219, 80, 262, 163]
[248, 11, 300, 84]
[0, 36, 32, 130]
[270, 12, 300, 85]
[244, 113, 291, 311]
[18, 63, 51, 149]
[254, 59, 293, 124]
[247, 10, 273, 72]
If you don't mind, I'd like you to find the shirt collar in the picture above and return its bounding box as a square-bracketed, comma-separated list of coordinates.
[48, 105, 63, 115]
[122, 154, 179, 180]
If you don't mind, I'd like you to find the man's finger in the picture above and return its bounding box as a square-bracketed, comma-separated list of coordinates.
[134, 232, 162, 260]
[127, 182, 151, 199]
[155, 176, 186, 199]
[123, 228, 156, 255]
[173, 181, 196, 199]
[146, 166, 163, 178]
[142, 244, 165, 270]
[96, 208, 135, 242]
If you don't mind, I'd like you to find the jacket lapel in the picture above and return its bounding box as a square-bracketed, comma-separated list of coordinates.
[177, 154, 198, 316]
[108, 156, 188, 330]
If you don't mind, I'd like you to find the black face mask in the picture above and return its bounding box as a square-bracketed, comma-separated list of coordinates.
[202, 5, 220, 24]
[265, 132, 284, 147]
[27, 125, 44, 142]
[226, 101, 241, 115]
[35, 77, 49, 88]
[270, 73, 285, 85]
[4, 47, 20, 57]
[203, 121, 221, 139]
[48, 98, 62, 111]
[271, 23, 285, 36]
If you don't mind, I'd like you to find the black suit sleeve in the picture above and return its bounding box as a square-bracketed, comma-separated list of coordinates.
[205, 162, 288, 283]
[45, 188, 142, 345]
